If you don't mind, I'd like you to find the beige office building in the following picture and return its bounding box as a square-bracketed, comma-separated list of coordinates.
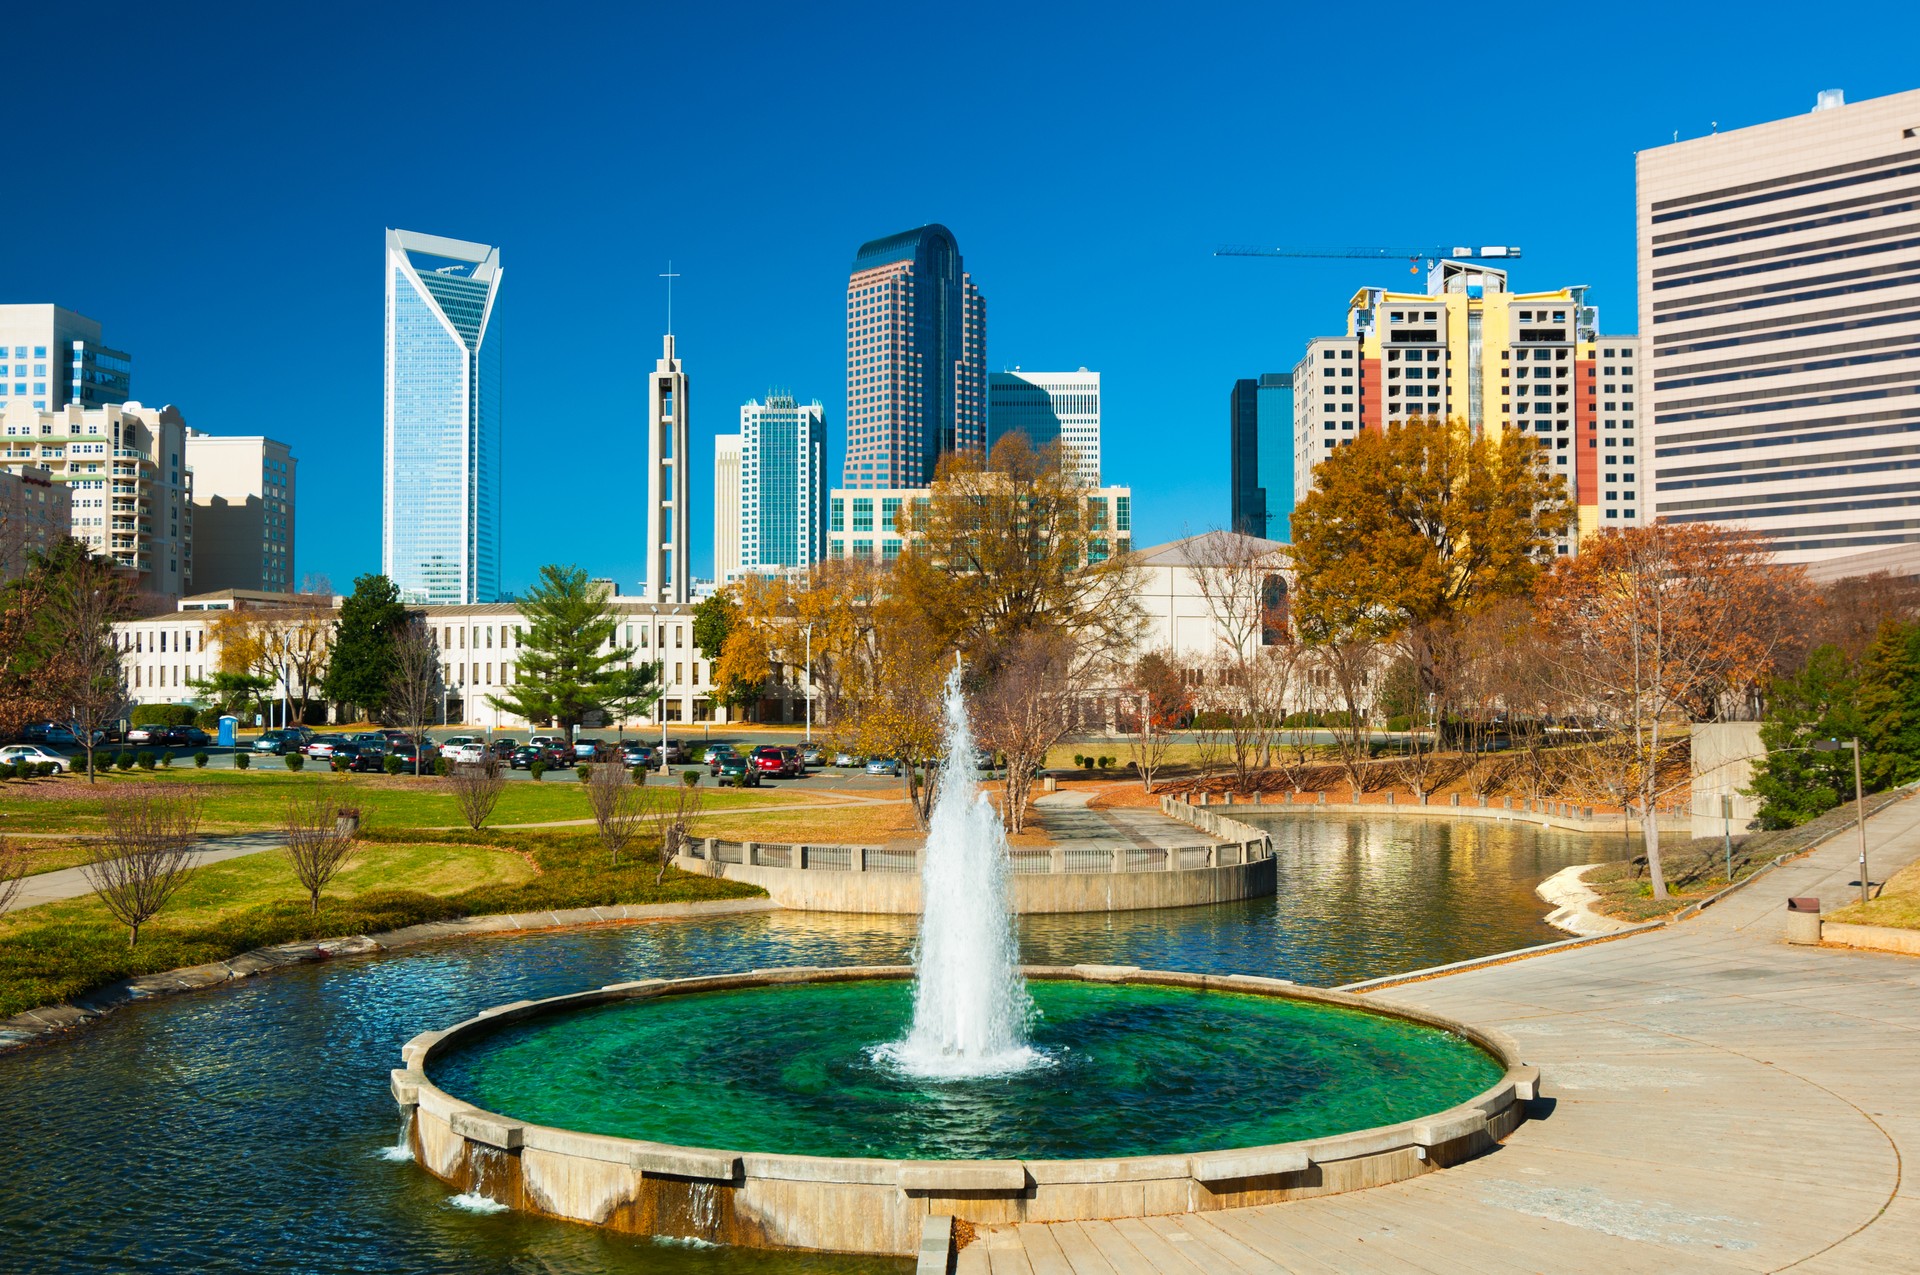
[0, 399, 192, 597]
[0, 465, 72, 580]
[184, 429, 296, 593]
[713, 433, 742, 585]
[1638, 87, 1920, 562]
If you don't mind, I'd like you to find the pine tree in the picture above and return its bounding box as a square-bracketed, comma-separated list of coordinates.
[1747, 644, 1860, 828]
[486, 565, 637, 733]
[321, 574, 409, 715]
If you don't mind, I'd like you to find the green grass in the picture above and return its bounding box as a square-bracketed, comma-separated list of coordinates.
[1823, 857, 1920, 930]
[0, 768, 803, 836]
[0, 826, 764, 1019]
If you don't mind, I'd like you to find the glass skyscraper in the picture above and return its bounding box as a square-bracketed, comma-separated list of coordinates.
[383, 228, 502, 604]
[741, 394, 826, 571]
[842, 224, 985, 489]
[1229, 372, 1294, 541]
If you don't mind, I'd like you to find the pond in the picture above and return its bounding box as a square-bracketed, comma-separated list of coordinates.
[0, 813, 1626, 1273]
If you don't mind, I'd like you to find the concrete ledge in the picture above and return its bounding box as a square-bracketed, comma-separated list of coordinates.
[1823, 920, 1920, 955]
[400, 965, 1530, 1255]
[916, 1214, 955, 1275]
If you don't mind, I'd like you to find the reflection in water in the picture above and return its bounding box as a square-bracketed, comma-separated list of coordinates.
[0, 813, 1625, 1274]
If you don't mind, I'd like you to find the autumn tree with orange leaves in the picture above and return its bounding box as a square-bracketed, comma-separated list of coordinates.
[1537, 524, 1810, 899]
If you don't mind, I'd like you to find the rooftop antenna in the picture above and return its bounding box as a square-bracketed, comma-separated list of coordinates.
[659, 261, 681, 335]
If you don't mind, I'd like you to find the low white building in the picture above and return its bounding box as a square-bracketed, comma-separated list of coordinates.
[1130, 531, 1291, 662]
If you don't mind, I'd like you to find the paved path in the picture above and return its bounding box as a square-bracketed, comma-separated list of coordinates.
[1032, 790, 1224, 852]
[975, 794, 1920, 1272]
[2, 831, 289, 915]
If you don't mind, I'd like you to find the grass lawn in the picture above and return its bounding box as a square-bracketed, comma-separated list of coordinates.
[1823, 857, 1920, 930]
[0, 768, 803, 837]
[0, 821, 764, 1019]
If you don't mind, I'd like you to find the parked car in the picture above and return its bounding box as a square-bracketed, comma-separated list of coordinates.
[702, 744, 730, 765]
[251, 728, 311, 755]
[304, 734, 348, 759]
[329, 741, 388, 773]
[510, 742, 568, 770]
[865, 757, 903, 777]
[21, 723, 50, 743]
[573, 738, 607, 763]
[616, 740, 652, 767]
[706, 744, 739, 775]
[800, 744, 826, 767]
[780, 745, 806, 777]
[489, 738, 520, 760]
[715, 753, 761, 787]
[44, 725, 105, 747]
[385, 735, 441, 769]
[832, 750, 864, 768]
[350, 732, 390, 747]
[125, 724, 168, 746]
[660, 739, 690, 764]
[166, 726, 211, 748]
[0, 744, 69, 773]
[442, 740, 488, 765]
[751, 745, 789, 776]
[527, 736, 572, 766]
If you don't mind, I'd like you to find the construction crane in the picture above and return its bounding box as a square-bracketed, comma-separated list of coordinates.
[1214, 244, 1522, 275]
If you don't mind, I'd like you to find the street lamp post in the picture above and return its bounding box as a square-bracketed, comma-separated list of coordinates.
[1813, 737, 1870, 906]
[803, 623, 814, 744]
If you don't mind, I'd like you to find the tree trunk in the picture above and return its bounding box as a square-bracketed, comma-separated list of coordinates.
[1642, 801, 1668, 900]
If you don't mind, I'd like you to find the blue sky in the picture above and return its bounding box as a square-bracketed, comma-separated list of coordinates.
[6, 0, 1918, 594]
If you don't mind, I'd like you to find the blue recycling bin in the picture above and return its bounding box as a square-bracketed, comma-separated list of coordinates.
[217, 715, 239, 748]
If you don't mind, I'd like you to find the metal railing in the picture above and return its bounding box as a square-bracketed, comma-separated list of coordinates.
[684, 832, 1274, 876]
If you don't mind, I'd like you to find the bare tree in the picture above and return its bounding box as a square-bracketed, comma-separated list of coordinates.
[1185, 529, 1291, 665]
[645, 775, 702, 885]
[48, 553, 133, 783]
[1315, 637, 1382, 793]
[284, 792, 355, 914]
[972, 630, 1075, 833]
[447, 754, 507, 831]
[83, 788, 203, 948]
[586, 761, 646, 865]
[1118, 649, 1187, 793]
[385, 618, 442, 776]
[0, 838, 29, 915]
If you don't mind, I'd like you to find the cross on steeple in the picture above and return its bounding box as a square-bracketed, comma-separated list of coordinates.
[660, 261, 681, 335]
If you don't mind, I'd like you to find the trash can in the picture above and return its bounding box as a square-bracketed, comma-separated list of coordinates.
[1785, 897, 1822, 945]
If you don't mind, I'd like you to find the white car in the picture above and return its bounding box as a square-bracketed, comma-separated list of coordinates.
[0, 744, 69, 773]
[442, 740, 488, 764]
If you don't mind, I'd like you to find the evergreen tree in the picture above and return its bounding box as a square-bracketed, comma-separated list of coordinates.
[1858, 619, 1920, 789]
[692, 592, 737, 661]
[486, 565, 636, 733]
[322, 574, 409, 715]
[1747, 644, 1861, 828]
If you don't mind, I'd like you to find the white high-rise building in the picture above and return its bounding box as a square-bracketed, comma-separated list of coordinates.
[184, 430, 296, 593]
[0, 304, 131, 414]
[1638, 87, 1920, 562]
[740, 395, 826, 574]
[713, 433, 742, 585]
[383, 228, 503, 605]
[647, 334, 690, 603]
[988, 369, 1101, 485]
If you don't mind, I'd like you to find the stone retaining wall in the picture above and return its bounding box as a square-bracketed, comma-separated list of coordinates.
[395, 965, 1539, 1255]
[1186, 789, 1691, 836]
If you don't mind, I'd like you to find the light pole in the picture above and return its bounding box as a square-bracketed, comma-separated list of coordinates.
[802, 623, 814, 744]
[1813, 737, 1869, 906]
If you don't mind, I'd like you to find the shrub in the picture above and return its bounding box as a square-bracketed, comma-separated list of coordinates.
[115, 751, 135, 772]
[129, 704, 196, 729]
[1281, 711, 1322, 728]
[1097, 755, 1114, 769]
[682, 769, 701, 787]
[631, 765, 647, 785]
[1386, 714, 1414, 733]
[193, 751, 209, 769]
[35, 761, 56, 778]
[136, 752, 157, 772]
[529, 760, 547, 782]
[577, 764, 594, 784]
[235, 752, 251, 771]
[0, 761, 15, 780]
[1322, 711, 1354, 728]
[284, 753, 305, 772]
[384, 754, 404, 775]
[194, 708, 223, 731]
[432, 758, 450, 778]
[159, 750, 175, 768]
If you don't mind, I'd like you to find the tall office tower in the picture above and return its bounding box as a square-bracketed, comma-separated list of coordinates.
[841, 224, 986, 489]
[1290, 261, 1639, 547]
[184, 429, 296, 593]
[0, 400, 191, 596]
[0, 304, 131, 413]
[383, 228, 503, 605]
[713, 433, 742, 585]
[740, 395, 827, 573]
[1638, 87, 1920, 563]
[647, 333, 690, 603]
[1229, 373, 1295, 540]
[988, 369, 1101, 485]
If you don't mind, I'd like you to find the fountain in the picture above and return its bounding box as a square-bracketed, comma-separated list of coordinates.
[873, 667, 1041, 1079]
[393, 676, 1539, 1253]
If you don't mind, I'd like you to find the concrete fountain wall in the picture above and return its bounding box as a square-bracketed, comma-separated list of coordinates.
[394, 965, 1540, 1256]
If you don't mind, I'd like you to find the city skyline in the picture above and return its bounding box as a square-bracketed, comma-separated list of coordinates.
[4, 4, 1918, 593]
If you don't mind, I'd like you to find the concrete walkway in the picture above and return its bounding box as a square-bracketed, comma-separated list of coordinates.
[974, 794, 1920, 1273]
[1032, 789, 1224, 852]
[2, 831, 288, 915]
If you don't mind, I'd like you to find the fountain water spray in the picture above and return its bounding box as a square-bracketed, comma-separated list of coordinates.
[874, 666, 1041, 1079]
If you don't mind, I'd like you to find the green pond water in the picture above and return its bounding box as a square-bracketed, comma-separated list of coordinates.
[429, 978, 1502, 1160]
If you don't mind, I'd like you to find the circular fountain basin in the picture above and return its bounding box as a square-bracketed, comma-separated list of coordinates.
[394, 966, 1539, 1255]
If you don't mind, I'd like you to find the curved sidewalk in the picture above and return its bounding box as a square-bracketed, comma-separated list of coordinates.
[977, 795, 1920, 1273]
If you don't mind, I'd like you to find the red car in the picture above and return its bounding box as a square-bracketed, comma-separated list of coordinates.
[751, 745, 790, 776]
